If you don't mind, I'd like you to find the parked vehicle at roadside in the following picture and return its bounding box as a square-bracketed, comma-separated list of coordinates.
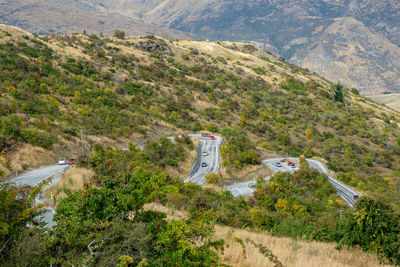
[201, 133, 210, 137]
[58, 158, 68, 165]
[210, 135, 215, 140]
[68, 159, 76, 165]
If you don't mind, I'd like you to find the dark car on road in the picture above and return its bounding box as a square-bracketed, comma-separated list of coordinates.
[275, 162, 282, 167]
[201, 162, 208, 167]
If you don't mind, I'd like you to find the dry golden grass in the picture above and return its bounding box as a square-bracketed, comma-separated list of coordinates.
[0, 24, 35, 43]
[216, 226, 390, 267]
[165, 136, 200, 178]
[352, 95, 400, 122]
[203, 183, 223, 193]
[145, 202, 390, 267]
[370, 94, 400, 111]
[143, 202, 187, 221]
[0, 144, 56, 179]
[174, 40, 328, 89]
[221, 164, 271, 185]
[46, 167, 94, 200]
[182, 137, 200, 176]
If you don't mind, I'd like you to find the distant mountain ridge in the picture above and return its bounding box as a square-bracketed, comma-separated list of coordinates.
[0, 0, 191, 38]
[0, 0, 399, 94]
[131, 0, 400, 95]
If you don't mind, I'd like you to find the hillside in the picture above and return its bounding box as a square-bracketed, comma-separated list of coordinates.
[1, 23, 400, 205]
[138, 0, 400, 95]
[371, 93, 400, 111]
[0, 0, 190, 38]
[1, 25, 400, 265]
[4, 0, 398, 95]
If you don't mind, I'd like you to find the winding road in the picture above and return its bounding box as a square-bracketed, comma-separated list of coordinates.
[9, 165, 68, 186]
[264, 158, 361, 207]
[186, 135, 361, 207]
[185, 134, 223, 185]
[8, 132, 361, 230]
[225, 178, 271, 198]
[224, 157, 361, 207]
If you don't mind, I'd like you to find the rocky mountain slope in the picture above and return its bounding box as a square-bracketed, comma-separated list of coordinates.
[0, 0, 190, 38]
[137, 0, 400, 95]
[3, 0, 398, 95]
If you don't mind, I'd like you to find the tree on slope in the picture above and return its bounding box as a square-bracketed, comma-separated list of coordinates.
[334, 83, 344, 102]
[339, 197, 400, 264]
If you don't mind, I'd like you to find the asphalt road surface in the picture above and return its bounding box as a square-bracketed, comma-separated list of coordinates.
[183, 134, 361, 207]
[185, 133, 270, 197]
[264, 158, 361, 207]
[7, 164, 70, 227]
[264, 158, 300, 173]
[185, 134, 223, 185]
[8, 165, 68, 186]
[225, 177, 270, 198]
[8, 135, 360, 229]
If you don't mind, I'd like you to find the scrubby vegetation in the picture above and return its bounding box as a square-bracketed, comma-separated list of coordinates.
[1, 29, 400, 201]
[1, 144, 224, 266]
[221, 127, 259, 169]
[2, 146, 399, 265]
[1, 26, 400, 265]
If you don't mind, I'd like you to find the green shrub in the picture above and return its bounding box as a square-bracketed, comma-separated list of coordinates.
[0, 182, 47, 264]
[205, 173, 221, 185]
[252, 66, 266, 75]
[145, 137, 185, 167]
[281, 78, 307, 95]
[1, 114, 22, 137]
[339, 197, 400, 264]
[114, 30, 125, 39]
[221, 129, 260, 169]
[20, 129, 56, 149]
[351, 88, 360, 95]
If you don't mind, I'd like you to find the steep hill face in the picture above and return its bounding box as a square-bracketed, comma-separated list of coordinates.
[1, 1, 399, 95]
[139, 0, 400, 95]
[1, 25, 400, 211]
[79, 0, 400, 95]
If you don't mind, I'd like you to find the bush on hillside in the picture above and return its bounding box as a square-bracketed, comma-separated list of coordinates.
[339, 197, 400, 265]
